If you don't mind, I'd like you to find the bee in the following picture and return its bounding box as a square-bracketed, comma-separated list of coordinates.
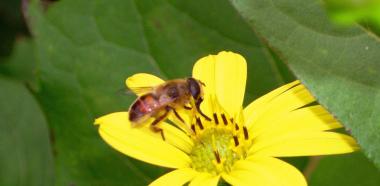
[128, 77, 210, 139]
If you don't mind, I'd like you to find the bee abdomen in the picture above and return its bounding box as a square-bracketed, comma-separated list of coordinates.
[128, 103, 144, 122]
[128, 93, 159, 123]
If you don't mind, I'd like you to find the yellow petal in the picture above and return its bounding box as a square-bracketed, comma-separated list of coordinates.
[193, 51, 247, 116]
[168, 113, 193, 136]
[192, 54, 216, 117]
[214, 52, 247, 116]
[149, 168, 197, 186]
[244, 80, 300, 129]
[96, 112, 193, 153]
[250, 131, 359, 157]
[160, 121, 194, 153]
[125, 73, 164, 96]
[252, 105, 343, 139]
[222, 157, 306, 186]
[246, 83, 315, 135]
[189, 173, 220, 186]
[95, 112, 191, 168]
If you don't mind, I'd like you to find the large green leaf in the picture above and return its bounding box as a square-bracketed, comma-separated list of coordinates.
[27, 0, 295, 184]
[0, 76, 54, 186]
[0, 39, 37, 89]
[310, 153, 380, 186]
[230, 0, 380, 168]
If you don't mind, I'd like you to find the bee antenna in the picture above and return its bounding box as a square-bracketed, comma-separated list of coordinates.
[199, 80, 206, 87]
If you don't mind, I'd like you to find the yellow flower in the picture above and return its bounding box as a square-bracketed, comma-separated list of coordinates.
[95, 51, 359, 186]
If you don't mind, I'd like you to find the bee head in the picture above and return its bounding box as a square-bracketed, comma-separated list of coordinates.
[187, 77, 203, 100]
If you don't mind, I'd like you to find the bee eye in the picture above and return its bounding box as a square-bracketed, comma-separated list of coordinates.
[187, 78, 201, 99]
[167, 86, 179, 98]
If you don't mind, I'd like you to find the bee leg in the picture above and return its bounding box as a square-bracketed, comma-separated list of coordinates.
[150, 109, 170, 141]
[196, 98, 211, 121]
[167, 106, 196, 136]
[151, 126, 166, 141]
[172, 108, 185, 123]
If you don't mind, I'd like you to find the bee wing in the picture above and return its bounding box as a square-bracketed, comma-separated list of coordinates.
[126, 73, 165, 96]
[128, 86, 155, 96]
[116, 86, 154, 96]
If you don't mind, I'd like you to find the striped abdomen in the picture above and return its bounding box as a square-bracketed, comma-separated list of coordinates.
[128, 93, 161, 124]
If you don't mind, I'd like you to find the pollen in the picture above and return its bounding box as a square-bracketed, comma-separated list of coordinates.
[189, 112, 250, 175]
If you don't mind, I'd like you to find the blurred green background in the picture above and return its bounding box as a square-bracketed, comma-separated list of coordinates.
[1, 0, 380, 185]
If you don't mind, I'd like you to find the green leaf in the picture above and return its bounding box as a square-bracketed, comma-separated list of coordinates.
[0, 77, 54, 186]
[309, 153, 380, 186]
[0, 39, 38, 89]
[26, 0, 299, 184]
[323, 0, 380, 35]
[230, 0, 380, 168]
[325, 0, 380, 22]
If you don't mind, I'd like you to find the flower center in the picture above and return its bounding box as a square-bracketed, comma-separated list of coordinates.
[189, 128, 242, 174]
[188, 111, 251, 175]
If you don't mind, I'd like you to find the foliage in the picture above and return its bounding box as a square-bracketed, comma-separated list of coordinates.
[0, 0, 379, 185]
[230, 0, 380, 170]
